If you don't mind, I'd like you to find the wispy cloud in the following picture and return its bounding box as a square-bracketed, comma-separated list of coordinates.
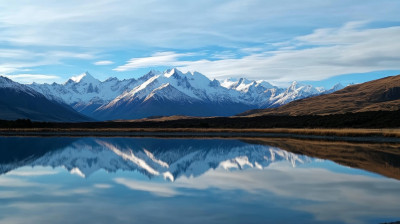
[94, 60, 114, 65]
[0, 49, 95, 79]
[114, 178, 179, 197]
[0, 1, 399, 83]
[3, 74, 62, 84]
[111, 166, 400, 224]
[1, 1, 399, 49]
[176, 167, 400, 224]
[93, 184, 113, 189]
[6, 169, 59, 176]
[0, 176, 41, 187]
[113, 52, 193, 71]
[114, 22, 400, 82]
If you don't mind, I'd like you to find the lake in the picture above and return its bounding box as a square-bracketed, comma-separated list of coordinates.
[0, 137, 399, 224]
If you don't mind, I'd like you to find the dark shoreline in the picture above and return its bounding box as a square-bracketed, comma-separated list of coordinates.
[1, 109, 399, 143]
[1, 130, 400, 143]
[1, 110, 400, 129]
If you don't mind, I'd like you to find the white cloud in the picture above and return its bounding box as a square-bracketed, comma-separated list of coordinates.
[0, 1, 399, 49]
[3, 74, 62, 84]
[114, 23, 400, 82]
[174, 167, 400, 224]
[93, 184, 113, 189]
[6, 169, 59, 177]
[0, 164, 399, 224]
[0, 176, 41, 187]
[94, 60, 114, 65]
[113, 52, 193, 71]
[114, 178, 179, 197]
[0, 1, 399, 82]
[0, 49, 95, 76]
[111, 166, 400, 224]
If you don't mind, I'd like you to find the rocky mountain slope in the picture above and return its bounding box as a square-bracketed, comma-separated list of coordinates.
[0, 76, 91, 122]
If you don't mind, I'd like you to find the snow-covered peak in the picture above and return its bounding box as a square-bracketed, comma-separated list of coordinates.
[288, 81, 299, 90]
[286, 81, 320, 93]
[69, 72, 99, 84]
[143, 83, 194, 103]
[221, 78, 275, 92]
[268, 81, 323, 107]
[323, 83, 345, 94]
[235, 78, 256, 92]
[140, 70, 161, 81]
[221, 78, 252, 90]
[256, 80, 275, 89]
[164, 68, 183, 78]
[331, 83, 345, 91]
[30, 71, 139, 108]
[220, 78, 238, 89]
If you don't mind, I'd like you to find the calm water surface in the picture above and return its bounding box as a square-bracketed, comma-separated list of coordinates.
[0, 137, 399, 224]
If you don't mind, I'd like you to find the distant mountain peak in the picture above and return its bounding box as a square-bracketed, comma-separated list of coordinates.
[104, 77, 119, 82]
[70, 72, 99, 83]
[140, 70, 161, 80]
[221, 78, 275, 92]
[255, 80, 275, 89]
[332, 83, 344, 90]
[238, 77, 251, 84]
[287, 81, 315, 92]
[289, 81, 299, 88]
[323, 83, 345, 94]
[164, 68, 183, 78]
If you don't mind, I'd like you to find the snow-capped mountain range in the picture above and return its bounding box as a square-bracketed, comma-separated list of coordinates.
[27, 68, 343, 120]
[0, 138, 311, 181]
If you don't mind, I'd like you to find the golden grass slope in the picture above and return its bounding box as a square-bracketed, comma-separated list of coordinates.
[246, 74, 400, 116]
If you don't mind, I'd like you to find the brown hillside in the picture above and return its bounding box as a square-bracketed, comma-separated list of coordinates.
[245, 75, 400, 116]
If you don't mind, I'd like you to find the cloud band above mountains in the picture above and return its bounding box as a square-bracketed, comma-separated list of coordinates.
[114, 22, 400, 82]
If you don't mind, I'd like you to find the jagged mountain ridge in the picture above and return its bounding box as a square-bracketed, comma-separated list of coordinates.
[0, 76, 92, 122]
[0, 138, 311, 181]
[29, 68, 343, 120]
[30, 72, 139, 117]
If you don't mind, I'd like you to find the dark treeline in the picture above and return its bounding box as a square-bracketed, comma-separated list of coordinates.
[1, 110, 400, 129]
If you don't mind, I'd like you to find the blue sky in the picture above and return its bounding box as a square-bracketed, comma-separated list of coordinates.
[1, 0, 400, 88]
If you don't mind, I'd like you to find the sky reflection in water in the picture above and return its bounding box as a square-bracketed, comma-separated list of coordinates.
[0, 137, 399, 224]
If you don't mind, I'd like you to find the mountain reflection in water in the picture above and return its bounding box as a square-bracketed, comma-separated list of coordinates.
[0, 137, 310, 180]
[0, 137, 399, 224]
